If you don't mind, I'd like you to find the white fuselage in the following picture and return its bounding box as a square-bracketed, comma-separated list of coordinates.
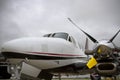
[1, 37, 87, 69]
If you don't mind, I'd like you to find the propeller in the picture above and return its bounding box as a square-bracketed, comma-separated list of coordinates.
[68, 18, 120, 69]
[67, 18, 98, 69]
[68, 18, 98, 43]
[68, 18, 98, 55]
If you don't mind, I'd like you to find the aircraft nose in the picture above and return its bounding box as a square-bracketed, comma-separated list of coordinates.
[1, 39, 24, 52]
[1, 37, 71, 54]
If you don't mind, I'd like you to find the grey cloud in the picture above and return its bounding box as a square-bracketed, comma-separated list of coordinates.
[0, 0, 120, 48]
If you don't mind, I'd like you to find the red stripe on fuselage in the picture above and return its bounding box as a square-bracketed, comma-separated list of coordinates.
[27, 52, 82, 57]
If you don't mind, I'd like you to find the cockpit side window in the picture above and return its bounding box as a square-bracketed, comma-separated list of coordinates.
[43, 34, 51, 37]
[68, 36, 72, 42]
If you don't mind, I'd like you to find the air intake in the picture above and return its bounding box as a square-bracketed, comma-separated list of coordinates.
[96, 63, 117, 76]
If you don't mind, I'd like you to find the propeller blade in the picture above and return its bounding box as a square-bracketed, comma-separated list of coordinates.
[68, 18, 98, 43]
[109, 29, 120, 42]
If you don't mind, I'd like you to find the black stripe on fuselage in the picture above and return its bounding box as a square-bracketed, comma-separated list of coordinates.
[41, 62, 90, 74]
[2, 52, 81, 60]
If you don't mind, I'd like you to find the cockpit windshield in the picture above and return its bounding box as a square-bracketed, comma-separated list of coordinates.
[43, 32, 78, 46]
[43, 32, 69, 40]
[52, 33, 68, 40]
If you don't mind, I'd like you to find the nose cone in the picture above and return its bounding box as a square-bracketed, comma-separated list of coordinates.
[1, 40, 20, 52]
[98, 40, 115, 48]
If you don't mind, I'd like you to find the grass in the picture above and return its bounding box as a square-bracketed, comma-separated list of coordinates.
[52, 78, 90, 80]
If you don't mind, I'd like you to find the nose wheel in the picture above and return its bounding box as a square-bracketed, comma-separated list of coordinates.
[9, 62, 23, 80]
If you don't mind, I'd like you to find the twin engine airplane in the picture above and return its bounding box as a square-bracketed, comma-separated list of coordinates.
[0, 18, 120, 80]
[1, 32, 88, 80]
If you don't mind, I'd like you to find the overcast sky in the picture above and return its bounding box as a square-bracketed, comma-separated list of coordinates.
[0, 0, 120, 48]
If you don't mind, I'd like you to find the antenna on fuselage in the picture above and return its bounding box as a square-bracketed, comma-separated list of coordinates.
[68, 18, 98, 43]
[85, 38, 89, 50]
[85, 38, 90, 59]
